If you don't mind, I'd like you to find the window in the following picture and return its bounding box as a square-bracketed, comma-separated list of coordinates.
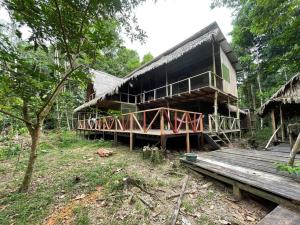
[222, 63, 230, 82]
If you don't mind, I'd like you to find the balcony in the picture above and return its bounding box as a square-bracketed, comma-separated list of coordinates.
[115, 71, 225, 104]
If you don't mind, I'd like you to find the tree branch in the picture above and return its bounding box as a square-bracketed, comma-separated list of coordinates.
[0, 109, 33, 126]
[75, 0, 91, 55]
[37, 64, 83, 122]
[53, 0, 74, 69]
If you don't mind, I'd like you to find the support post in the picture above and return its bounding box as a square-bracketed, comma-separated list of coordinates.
[113, 132, 118, 147]
[143, 111, 146, 132]
[186, 113, 190, 153]
[280, 105, 285, 142]
[161, 135, 167, 150]
[130, 113, 134, 151]
[174, 111, 177, 132]
[160, 108, 164, 135]
[214, 91, 218, 133]
[209, 115, 212, 133]
[237, 100, 241, 139]
[233, 184, 242, 201]
[271, 110, 277, 141]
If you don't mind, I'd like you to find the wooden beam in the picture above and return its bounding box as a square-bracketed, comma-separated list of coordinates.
[280, 105, 285, 142]
[214, 91, 218, 133]
[130, 113, 133, 151]
[160, 108, 164, 135]
[271, 110, 277, 141]
[233, 184, 243, 201]
[186, 113, 190, 153]
[183, 163, 299, 209]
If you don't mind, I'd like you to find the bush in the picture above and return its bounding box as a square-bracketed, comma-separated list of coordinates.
[0, 143, 21, 159]
[276, 162, 300, 175]
[245, 127, 273, 149]
[142, 145, 164, 164]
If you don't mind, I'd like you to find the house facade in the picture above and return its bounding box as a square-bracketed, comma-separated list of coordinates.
[74, 22, 243, 151]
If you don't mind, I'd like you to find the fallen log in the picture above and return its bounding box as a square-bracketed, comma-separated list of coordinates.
[169, 175, 189, 225]
[166, 191, 196, 200]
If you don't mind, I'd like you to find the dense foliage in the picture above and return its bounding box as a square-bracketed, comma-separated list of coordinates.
[0, 0, 148, 192]
[211, 0, 300, 109]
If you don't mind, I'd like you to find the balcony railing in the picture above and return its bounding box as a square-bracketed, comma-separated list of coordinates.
[117, 71, 223, 104]
[77, 107, 204, 135]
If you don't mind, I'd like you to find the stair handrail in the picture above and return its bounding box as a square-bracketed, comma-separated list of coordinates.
[264, 125, 281, 150]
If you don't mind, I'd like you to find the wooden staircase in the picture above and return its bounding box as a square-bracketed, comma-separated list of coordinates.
[204, 133, 230, 150]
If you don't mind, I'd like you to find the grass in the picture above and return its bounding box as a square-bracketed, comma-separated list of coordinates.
[73, 206, 91, 225]
[0, 131, 115, 225]
[0, 131, 268, 225]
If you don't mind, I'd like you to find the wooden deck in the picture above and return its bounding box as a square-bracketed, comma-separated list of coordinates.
[257, 205, 300, 225]
[181, 147, 300, 208]
[77, 107, 241, 151]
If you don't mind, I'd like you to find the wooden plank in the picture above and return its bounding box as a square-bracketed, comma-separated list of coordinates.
[257, 205, 300, 225]
[218, 149, 300, 160]
[200, 153, 299, 180]
[183, 163, 298, 208]
[181, 158, 300, 202]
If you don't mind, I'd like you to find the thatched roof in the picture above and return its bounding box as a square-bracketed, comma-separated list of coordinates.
[74, 69, 124, 112]
[259, 73, 300, 116]
[74, 22, 240, 112]
[103, 22, 240, 98]
[125, 22, 241, 79]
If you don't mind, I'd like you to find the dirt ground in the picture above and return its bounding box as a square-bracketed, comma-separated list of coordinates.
[0, 132, 270, 225]
[42, 149, 270, 225]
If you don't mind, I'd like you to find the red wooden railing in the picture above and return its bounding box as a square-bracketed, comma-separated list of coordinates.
[77, 107, 204, 135]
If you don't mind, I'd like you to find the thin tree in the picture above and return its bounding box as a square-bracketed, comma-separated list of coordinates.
[0, 0, 146, 192]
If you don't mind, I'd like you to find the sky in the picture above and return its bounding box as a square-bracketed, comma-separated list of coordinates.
[0, 0, 233, 58]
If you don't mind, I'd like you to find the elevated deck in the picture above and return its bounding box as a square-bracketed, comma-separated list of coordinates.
[181, 147, 300, 208]
[77, 107, 240, 151]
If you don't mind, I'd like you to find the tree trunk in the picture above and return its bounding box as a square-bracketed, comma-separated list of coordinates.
[18, 125, 41, 192]
[56, 100, 61, 130]
[288, 132, 300, 166]
[65, 110, 70, 130]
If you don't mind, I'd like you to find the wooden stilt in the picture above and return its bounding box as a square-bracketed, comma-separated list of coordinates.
[233, 184, 242, 201]
[160, 108, 164, 135]
[186, 113, 190, 153]
[130, 113, 134, 151]
[214, 91, 218, 133]
[113, 132, 118, 147]
[201, 133, 204, 146]
[161, 135, 167, 150]
[279, 105, 285, 142]
[271, 110, 277, 141]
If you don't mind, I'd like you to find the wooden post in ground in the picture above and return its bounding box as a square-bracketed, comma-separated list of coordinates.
[271, 110, 277, 141]
[113, 132, 118, 147]
[161, 135, 166, 150]
[233, 184, 242, 201]
[186, 113, 190, 153]
[130, 113, 134, 151]
[280, 105, 285, 142]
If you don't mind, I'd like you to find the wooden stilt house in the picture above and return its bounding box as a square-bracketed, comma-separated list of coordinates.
[74, 22, 244, 151]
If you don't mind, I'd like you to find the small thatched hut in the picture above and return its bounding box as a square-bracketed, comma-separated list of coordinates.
[259, 73, 300, 144]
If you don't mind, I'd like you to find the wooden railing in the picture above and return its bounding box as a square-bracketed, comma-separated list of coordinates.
[208, 114, 240, 133]
[114, 71, 224, 104]
[77, 107, 204, 135]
